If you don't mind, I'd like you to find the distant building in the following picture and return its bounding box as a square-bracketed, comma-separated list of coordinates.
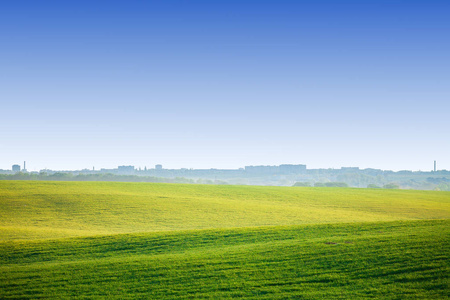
[117, 165, 135, 174]
[279, 164, 306, 174]
[12, 164, 21, 172]
[340, 167, 360, 173]
[245, 164, 306, 175]
[245, 165, 279, 174]
[155, 164, 163, 170]
[397, 170, 413, 174]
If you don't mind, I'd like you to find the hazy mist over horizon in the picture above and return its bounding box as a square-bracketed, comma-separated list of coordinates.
[0, 162, 446, 173]
[1, 1, 449, 172]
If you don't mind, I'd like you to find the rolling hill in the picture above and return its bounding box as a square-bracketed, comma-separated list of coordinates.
[1, 181, 449, 298]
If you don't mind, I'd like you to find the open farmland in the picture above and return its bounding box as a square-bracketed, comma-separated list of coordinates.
[0, 181, 449, 298]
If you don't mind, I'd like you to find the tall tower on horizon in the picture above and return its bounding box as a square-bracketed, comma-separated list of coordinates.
[434, 160, 436, 172]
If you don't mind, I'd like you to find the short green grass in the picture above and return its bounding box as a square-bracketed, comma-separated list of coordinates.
[0, 181, 449, 298]
[1, 221, 448, 299]
[1, 181, 449, 240]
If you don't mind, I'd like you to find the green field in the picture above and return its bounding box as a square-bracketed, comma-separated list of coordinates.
[1, 181, 449, 298]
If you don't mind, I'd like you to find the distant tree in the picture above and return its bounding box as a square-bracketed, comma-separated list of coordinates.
[293, 182, 311, 187]
[49, 172, 74, 180]
[437, 182, 450, 191]
[325, 182, 348, 187]
[314, 182, 348, 187]
[196, 179, 214, 184]
[337, 173, 374, 188]
[214, 180, 229, 185]
[383, 183, 399, 189]
[367, 184, 381, 189]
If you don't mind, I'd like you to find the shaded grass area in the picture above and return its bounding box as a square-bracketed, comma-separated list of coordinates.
[1, 181, 449, 240]
[1, 220, 449, 299]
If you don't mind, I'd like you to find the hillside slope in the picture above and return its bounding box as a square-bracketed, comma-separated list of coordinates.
[1, 220, 448, 299]
[1, 181, 448, 298]
[1, 181, 449, 240]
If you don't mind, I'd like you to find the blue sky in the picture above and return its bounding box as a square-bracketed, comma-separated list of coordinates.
[1, 0, 449, 171]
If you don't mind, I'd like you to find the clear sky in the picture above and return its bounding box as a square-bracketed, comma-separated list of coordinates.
[1, 0, 449, 171]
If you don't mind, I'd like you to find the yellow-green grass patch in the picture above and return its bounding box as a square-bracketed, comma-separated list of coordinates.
[1, 181, 449, 240]
[1, 220, 448, 299]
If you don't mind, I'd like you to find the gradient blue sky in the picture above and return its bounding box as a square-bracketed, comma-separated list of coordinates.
[1, 0, 449, 171]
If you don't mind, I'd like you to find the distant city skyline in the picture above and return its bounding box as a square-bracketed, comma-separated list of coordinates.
[1, 160, 445, 173]
[2, 161, 448, 191]
[1, 1, 449, 172]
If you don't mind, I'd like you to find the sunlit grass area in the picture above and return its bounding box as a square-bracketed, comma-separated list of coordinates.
[1, 181, 449, 240]
[1, 220, 448, 299]
[0, 181, 449, 298]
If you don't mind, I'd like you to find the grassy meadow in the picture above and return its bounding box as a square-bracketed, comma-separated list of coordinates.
[1, 180, 449, 298]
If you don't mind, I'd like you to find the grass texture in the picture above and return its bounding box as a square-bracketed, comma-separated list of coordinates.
[1, 181, 449, 240]
[0, 181, 449, 298]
